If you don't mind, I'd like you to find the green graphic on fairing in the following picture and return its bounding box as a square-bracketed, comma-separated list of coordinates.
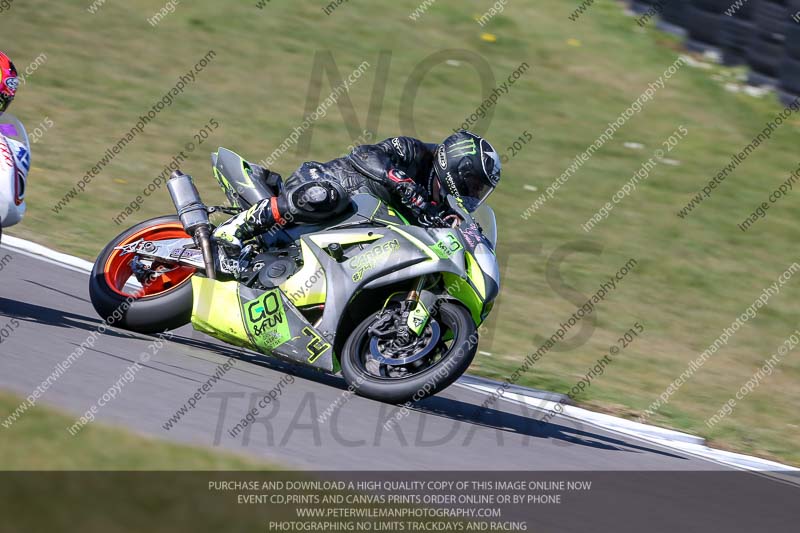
[431, 232, 463, 259]
[303, 326, 331, 363]
[213, 166, 241, 209]
[370, 200, 411, 226]
[348, 239, 401, 282]
[442, 252, 487, 325]
[443, 272, 484, 325]
[243, 289, 292, 351]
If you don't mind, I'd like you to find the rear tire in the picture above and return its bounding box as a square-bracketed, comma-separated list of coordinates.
[341, 302, 477, 404]
[89, 215, 195, 334]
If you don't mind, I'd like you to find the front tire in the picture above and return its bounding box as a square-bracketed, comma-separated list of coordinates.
[341, 302, 477, 404]
[89, 215, 196, 334]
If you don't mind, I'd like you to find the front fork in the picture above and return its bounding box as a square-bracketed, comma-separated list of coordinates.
[399, 276, 432, 340]
[370, 276, 434, 342]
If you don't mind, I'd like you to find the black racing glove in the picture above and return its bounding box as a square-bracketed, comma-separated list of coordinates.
[385, 169, 439, 224]
[387, 170, 424, 206]
[417, 210, 445, 228]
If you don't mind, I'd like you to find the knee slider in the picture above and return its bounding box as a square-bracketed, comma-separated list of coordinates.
[288, 181, 348, 221]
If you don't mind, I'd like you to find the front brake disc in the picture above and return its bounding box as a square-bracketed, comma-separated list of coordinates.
[369, 321, 442, 366]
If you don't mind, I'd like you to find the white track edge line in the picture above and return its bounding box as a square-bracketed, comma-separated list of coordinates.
[455, 382, 799, 480]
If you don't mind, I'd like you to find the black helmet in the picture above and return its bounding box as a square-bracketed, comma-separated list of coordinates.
[433, 130, 501, 212]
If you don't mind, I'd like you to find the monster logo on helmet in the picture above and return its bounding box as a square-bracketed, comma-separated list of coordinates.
[433, 130, 501, 212]
[446, 138, 477, 157]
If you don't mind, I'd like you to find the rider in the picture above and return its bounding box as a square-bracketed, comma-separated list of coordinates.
[0, 50, 27, 242]
[0, 51, 17, 113]
[213, 130, 502, 254]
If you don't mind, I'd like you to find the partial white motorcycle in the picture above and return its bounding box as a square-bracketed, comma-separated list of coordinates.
[0, 113, 30, 243]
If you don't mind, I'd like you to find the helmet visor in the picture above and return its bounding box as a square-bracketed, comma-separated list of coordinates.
[454, 153, 496, 212]
[461, 177, 494, 212]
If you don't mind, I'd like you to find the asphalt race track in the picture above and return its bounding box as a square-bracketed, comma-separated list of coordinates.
[1, 247, 798, 531]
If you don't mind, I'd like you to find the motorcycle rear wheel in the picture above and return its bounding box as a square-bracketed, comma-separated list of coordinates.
[89, 215, 196, 333]
[341, 302, 477, 404]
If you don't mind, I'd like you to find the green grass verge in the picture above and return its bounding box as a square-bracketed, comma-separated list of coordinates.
[0, 391, 267, 470]
[0, 390, 293, 531]
[4, 0, 800, 465]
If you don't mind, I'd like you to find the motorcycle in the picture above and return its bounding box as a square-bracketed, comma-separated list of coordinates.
[89, 147, 500, 403]
[0, 113, 30, 244]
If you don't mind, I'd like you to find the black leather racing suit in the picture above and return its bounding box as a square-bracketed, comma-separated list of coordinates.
[220, 137, 442, 244]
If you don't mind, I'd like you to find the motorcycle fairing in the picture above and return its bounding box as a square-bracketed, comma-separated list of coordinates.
[191, 276, 336, 371]
[240, 287, 293, 352]
[296, 227, 432, 353]
[238, 285, 335, 371]
[440, 243, 498, 326]
[0, 113, 29, 228]
[431, 231, 464, 259]
[280, 240, 327, 307]
[212, 148, 274, 210]
[191, 277, 253, 349]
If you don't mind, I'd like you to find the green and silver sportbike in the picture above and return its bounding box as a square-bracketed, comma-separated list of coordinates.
[90, 147, 500, 403]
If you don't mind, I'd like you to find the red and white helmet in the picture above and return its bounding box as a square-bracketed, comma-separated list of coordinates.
[0, 51, 19, 113]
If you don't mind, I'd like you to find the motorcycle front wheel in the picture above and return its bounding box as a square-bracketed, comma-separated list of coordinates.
[89, 215, 196, 333]
[341, 301, 477, 404]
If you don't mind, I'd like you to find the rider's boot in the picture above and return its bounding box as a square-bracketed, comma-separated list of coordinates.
[213, 196, 287, 256]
